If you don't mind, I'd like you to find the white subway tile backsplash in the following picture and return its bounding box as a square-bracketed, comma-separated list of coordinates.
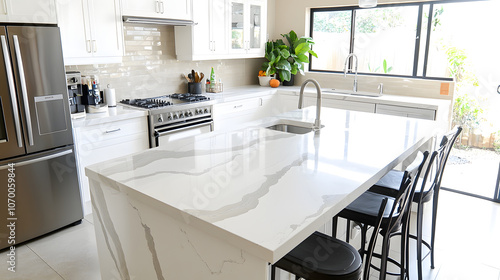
[67, 23, 264, 100]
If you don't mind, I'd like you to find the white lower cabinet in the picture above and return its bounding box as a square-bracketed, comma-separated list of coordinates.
[74, 117, 149, 215]
[322, 99, 376, 113]
[213, 95, 275, 131]
[375, 104, 436, 120]
[277, 92, 436, 120]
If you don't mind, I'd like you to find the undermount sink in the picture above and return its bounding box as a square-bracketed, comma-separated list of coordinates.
[323, 89, 381, 97]
[265, 120, 323, 134]
[266, 124, 314, 134]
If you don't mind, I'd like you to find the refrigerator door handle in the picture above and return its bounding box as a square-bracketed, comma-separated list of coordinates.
[0, 149, 72, 170]
[1, 35, 23, 148]
[13, 35, 34, 146]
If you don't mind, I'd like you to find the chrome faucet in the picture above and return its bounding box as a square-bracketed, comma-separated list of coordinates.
[298, 79, 322, 130]
[343, 53, 358, 92]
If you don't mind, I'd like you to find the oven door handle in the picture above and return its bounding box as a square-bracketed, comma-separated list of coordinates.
[155, 121, 213, 137]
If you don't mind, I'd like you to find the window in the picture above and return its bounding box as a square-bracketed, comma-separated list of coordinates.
[309, 1, 483, 80]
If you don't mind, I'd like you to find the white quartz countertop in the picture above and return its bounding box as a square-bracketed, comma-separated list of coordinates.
[71, 105, 148, 128]
[277, 86, 449, 110]
[86, 107, 435, 263]
[209, 85, 449, 110]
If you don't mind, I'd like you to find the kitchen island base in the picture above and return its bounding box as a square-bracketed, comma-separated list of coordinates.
[90, 177, 269, 280]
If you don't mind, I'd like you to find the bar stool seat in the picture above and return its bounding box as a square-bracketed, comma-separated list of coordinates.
[273, 231, 362, 280]
[372, 170, 434, 204]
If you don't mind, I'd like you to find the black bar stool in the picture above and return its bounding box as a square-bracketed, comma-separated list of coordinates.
[333, 151, 429, 280]
[368, 126, 462, 280]
[271, 198, 388, 280]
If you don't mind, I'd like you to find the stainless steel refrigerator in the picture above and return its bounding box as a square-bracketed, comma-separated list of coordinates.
[0, 26, 83, 250]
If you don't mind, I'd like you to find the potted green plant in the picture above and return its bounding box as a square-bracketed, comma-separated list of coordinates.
[278, 30, 318, 86]
[260, 41, 291, 85]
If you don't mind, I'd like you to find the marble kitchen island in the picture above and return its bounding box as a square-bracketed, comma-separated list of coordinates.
[86, 107, 437, 280]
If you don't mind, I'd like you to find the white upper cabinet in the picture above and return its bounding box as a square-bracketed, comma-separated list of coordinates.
[175, 0, 266, 60]
[228, 0, 266, 57]
[175, 0, 227, 60]
[0, 0, 57, 23]
[57, 0, 124, 65]
[122, 0, 192, 21]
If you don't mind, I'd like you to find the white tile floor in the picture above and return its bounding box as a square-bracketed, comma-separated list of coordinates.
[1, 190, 499, 280]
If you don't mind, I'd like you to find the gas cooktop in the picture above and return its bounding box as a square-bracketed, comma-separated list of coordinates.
[120, 94, 210, 109]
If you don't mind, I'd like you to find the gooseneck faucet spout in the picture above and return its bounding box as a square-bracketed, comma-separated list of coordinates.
[298, 79, 322, 130]
[343, 53, 358, 92]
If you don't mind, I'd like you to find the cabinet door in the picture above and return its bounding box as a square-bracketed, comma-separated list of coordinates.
[375, 104, 436, 120]
[211, 0, 228, 55]
[229, 0, 246, 55]
[322, 99, 376, 113]
[228, 0, 266, 57]
[57, 0, 93, 60]
[162, 0, 192, 20]
[245, 0, 266, 56]
[74, 117, 149, 215]
[121, 0, 158, 18]
[174, 0, 227, 60]
[88, 0, 124, 58]
[189, 0, 211, 56]
[57, 0, 123, 65]
[0, 0, 57, 24]
[122, 0, 192, 20]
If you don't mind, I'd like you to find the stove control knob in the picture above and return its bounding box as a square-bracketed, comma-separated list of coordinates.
[188, 111, 193, 117]
[179, 112, 185, 118]
[203, 108, 209, 114]
[173, 113, 179, 120]
[167, 113, 173, 121]
[157, 116, 164, 123]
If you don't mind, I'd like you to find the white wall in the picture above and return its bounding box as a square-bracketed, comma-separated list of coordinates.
[273, 0, 455, 101]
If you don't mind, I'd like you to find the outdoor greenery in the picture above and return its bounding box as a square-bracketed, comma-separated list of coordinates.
[368, 59, 393, 74]
[313, 8, 405, 34]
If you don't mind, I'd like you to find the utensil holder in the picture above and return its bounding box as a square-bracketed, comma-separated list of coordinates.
[188, 82, 202, 94]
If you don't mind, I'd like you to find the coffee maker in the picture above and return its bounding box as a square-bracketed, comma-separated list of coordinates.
[82, 75, 107, 113]
[65, 71, 86, 119]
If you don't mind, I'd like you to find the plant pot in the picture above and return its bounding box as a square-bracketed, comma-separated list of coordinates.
[281, 74, 295, 86]
[258, 75, 275, 87]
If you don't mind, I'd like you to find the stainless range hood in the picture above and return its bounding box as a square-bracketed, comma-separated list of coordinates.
[123, 16, 195, 26]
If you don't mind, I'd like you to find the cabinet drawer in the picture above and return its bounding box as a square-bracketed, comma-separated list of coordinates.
[322, 99, 376, 113]
[213, 98, 261, 117]
[75, 117, 148, 145]
[376, 104, 436, 120]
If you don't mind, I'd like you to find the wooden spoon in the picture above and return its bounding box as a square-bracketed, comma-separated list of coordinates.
[195, 72, 200, 83]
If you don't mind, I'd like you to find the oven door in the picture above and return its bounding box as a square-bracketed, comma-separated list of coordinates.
[154, 118, 213, 147]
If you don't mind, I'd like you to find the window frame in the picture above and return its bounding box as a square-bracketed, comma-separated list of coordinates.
[308, 0, 486, 81]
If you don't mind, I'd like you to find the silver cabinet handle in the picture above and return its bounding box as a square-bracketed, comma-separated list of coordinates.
[1, 35, 23, 148]
[160, 0, 164, 14]
[155, 0, 160, 13]
[0, 149, 72, 170]
[155, 121, 213, 136]
[13, 35, 34, 146]
[86, 40, 91, 53]
[105, 128, 121, 134]
[92, 40, 97, 53]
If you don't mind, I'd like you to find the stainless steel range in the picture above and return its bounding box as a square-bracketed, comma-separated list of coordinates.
[120, 94, 214, 148]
